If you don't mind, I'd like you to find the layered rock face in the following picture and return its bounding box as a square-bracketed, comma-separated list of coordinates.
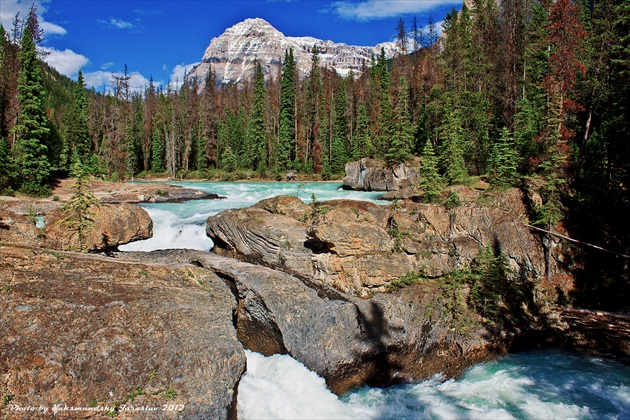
[342, 158, 421, 193]
[207, 190, 552, 295]
[0, 246, 245, 419]
[44, 203, 153, 252]
[188, 18, 397, 86]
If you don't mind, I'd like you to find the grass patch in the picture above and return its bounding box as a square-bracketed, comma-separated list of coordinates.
[161, 387, 178, 400]
[385, 271, 429, 291]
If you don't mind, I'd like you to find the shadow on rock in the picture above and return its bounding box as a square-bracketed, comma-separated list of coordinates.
[352, 301, 406, 388]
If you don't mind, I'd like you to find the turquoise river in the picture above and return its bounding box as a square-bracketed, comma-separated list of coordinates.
[120, 181, 629, 419]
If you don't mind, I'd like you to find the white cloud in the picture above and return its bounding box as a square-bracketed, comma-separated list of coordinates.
[84, 70, 158, 95]
[169, 62, 200, 89]
[0, 0, 66, 37]
[101, 62, 115, 70]
[127, 72, 155, 92]
[42, 47, 89, 77]
[39, 21, 68, 35]
[98, 17, 135, 30]
[330, 0, 461, 21]
[40, 20, 67, 36]
[83, 71, 114, 91]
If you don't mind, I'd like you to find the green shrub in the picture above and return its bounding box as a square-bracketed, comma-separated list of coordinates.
[445, 190, 461, 209]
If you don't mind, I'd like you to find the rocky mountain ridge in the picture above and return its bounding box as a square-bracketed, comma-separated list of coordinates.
[188, 18, 398, 86]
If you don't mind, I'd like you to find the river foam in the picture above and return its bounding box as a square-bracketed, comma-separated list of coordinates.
[238, 350, 630, 420]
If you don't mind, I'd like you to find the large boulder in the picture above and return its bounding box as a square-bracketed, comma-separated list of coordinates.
[206, 189, 556, 295]
[252, 194, 310, 221]
[207, 195, 315, 277]
[44, 203, 153, 252]
[342, 158, 420, 192]
[0, 245, 245, 419]
[120, 249, 504, 396]
[307, 200, 415, 291]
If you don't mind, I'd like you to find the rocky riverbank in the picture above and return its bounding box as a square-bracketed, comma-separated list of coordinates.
[0, 180, 223, 252]
[0, 179, 221, 216]
[118, 249, 510, 395]
[1, 180, 627, 419]
[206, 188, 565, 296]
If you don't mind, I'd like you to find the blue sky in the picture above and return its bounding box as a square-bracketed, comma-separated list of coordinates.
[1, 0, 461, 92]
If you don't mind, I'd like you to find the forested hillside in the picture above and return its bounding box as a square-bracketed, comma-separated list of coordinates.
[0, 1, 628, 305]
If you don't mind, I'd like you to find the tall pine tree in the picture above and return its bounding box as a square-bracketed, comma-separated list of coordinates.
[374, 48, 392, 158]
[278, 48, 296, 170]
[66, 70, 90, 166]
[305, 45, 324, 173]
[331, 78, 349, 173]
[12, 27, 50, 196]
[247, 62, 268, 172]
[420, 138, 443, 202]
[353, 105, 374, 159]
[386, 77, 414, 165]
[440, 108, 468, 185]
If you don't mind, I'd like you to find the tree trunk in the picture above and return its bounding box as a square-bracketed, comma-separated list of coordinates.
[575, 104, 593, 176]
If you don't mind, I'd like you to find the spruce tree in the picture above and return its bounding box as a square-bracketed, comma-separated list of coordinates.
[278, 48, 296, 170]
[374, 48, 392, 158]
[151, 125, 164, 172]
[331, 79, 348, 173]
[306, 45, 324, 173]
[420, 138, 443, 202]
[66, 70, 90, 165]
[440, 108, 468, 185]
[386, 77, 414, 165]
[195, 121, 208, 171]
[12, 27, 50, 196]
[247, 62, 268, 172]
[62, 161, 97, 252]
[221, 144, 238, 172]
[353, 105, 374, 159]
[489, 127, 519, 187]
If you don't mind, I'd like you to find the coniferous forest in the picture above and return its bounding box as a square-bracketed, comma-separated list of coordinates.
[0, 1, 628, 305]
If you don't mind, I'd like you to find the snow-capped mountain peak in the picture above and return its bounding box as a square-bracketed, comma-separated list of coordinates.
[188, 18, 397, 86]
